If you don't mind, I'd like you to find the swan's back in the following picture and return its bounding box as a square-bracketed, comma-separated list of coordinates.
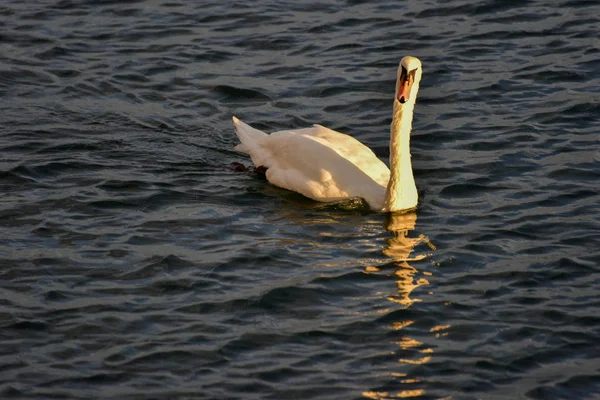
[233, 117, 390, 209]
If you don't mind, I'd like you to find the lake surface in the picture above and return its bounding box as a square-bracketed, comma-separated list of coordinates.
[1, 0, 599, 399]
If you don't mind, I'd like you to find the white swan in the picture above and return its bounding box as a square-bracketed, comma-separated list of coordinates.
[233, 56, 422, 212]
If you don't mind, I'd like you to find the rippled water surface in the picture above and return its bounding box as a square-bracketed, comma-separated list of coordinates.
[2, 0, 600, 398]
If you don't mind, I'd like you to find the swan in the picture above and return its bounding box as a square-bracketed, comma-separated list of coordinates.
[233, 56, 422, 212]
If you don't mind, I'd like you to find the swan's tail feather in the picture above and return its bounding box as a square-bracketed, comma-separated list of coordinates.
[233, 116, 267, 154]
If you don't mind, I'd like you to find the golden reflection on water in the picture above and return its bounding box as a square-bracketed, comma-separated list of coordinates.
[363, 212, 447, 400]
[363, 389, 425, 399]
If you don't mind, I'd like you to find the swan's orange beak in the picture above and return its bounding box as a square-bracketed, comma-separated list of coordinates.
[397, 73, 411, 104]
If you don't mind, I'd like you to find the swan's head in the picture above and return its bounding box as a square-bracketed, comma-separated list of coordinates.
[395, 56, 422, 104]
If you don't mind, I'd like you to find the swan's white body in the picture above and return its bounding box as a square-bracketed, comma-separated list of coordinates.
[233, 56, 422, 212]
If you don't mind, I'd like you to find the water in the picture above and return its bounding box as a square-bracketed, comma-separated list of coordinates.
[1, 0, 599, 398]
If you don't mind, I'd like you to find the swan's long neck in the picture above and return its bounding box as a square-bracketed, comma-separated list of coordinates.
[382, 99, 418, 212]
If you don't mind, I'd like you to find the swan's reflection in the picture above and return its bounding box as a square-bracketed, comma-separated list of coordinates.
[363, 212, 443, 400]
[383, 212, 434, 308]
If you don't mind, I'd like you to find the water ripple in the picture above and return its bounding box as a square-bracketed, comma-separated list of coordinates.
[1, 0, 600, 399]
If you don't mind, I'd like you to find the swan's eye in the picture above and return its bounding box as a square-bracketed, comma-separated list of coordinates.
[400, 66, 408, 77]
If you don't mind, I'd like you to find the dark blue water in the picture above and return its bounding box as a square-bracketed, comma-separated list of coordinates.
[1, 0, 600, 399]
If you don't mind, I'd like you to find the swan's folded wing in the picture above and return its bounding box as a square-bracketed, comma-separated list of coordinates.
[249, 129, 386, 207]
[304, 124, 390, 187]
